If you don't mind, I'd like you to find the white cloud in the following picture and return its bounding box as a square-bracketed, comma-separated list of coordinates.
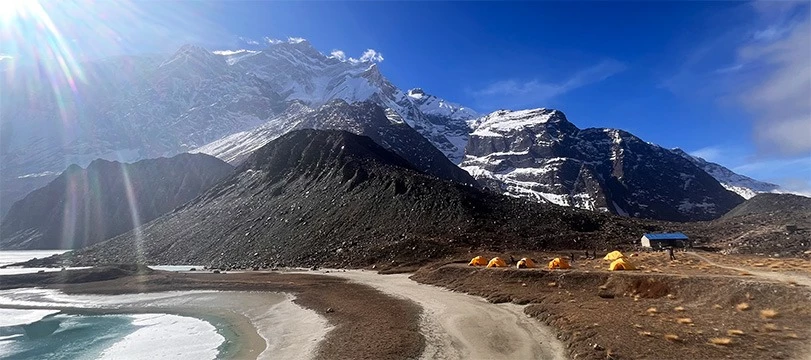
[287, 37, 306, 44]
[212, 49, 258, 56]
[358, 49, 383, 62]
[686, 144, 810, 193]
[0, 54, 11, 61]
[689, 146, 724, 163]
[472, 59, 626, 106]
[347, 49, 384, 64]
[732, 155, 811, 184]
[714, 63, 744, 74]
[737, 6, 810, 156]
[238, 37, 260, 46]
[662, 2, 810, 157]
[264, 37, 282, 45]
[329, 50, 346, 61]
[776, 178, 811, 197]
[752, 25, 790, 41]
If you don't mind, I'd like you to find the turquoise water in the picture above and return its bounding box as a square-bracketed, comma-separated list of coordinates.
[0, 310, 229, 360]
[0, 251, 229, 360]
[0, 313, 135, 360]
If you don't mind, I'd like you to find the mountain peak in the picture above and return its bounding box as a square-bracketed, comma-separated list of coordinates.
[408, 88, 426, 99]
[173, 44, 214, 58]
[471, 108, 574, 136]
[266, 38, 323, 58]
[162, 44, 225, 70]
[239, 129, 416, 183]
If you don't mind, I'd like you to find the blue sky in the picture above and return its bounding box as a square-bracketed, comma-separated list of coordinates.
[1, 1, 809, 192]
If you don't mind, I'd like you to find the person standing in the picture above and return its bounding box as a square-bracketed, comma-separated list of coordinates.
[668, 247, 676, 261]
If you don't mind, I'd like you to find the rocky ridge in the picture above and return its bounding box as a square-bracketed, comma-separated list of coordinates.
[461, 108, 745, 222]
[0, 153, 233, 249]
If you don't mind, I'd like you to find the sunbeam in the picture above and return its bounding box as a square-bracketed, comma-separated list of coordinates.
[117, 162, 145, 265]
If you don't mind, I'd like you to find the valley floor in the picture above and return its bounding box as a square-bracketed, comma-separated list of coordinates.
[410, 250, 811, 360]
[2, 250, 809, 360]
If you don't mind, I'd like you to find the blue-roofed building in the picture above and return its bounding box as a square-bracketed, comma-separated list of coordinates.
[641, 232, 690, 249]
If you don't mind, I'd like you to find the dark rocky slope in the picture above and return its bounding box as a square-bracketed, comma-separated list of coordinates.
[195, 100, 478, 187]
[685, 194, 811, 256]
[54, 130, 660, 268]
[0, 153, 233, 249]
[722, 193, 811, 219]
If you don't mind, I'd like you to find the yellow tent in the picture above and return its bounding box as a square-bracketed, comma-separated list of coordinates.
[468, 256, 489, 266]
[609, 258, 636, 271]
[548, 257, 570, 270]
[516, 258, 536, 269]
[603, 250, 625, 261]
[486, 257, 508, 268]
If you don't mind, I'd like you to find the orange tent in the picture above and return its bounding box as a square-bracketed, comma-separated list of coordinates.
[468, 256, 489, 266]
[516, 258, 536, 269]
[609, 258, 636, 271]
[548, 257, 570, 270]
[486, 257, 508, 268]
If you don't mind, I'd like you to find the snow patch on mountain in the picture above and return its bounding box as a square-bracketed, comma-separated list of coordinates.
[211, 39, 478, 163]
[671, 148, 783, 199]
[471, 108, 561, 136]
[462, 108, 744, 221]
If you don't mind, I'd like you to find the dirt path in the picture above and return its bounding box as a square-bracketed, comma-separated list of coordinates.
[686, 252, 811, 288]
[321, 270, 566, 360]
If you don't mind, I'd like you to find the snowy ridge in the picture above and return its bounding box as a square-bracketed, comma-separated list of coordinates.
[470, 108, 561, 137]
[194, 100, 477, 187]
[670, 149, 784, 199]
[462, 108, 744, 221]
[217, 41, 478, 163]
[191, 103, 314, 164]
[407, 88, 477, 121]
[1, 39, 477, 215]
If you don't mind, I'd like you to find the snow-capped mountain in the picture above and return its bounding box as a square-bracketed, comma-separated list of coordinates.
[216, 40, 478, 163]
[670, 149, 783, 199]
[461, 108, 745, 221]
[193, 100, 478, 187]
[0, 46, 294, 216]
[0, 40, 477, 217]
[3, 38, 789, 223]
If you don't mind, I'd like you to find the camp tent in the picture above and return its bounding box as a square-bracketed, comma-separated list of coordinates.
[603, 250, 625, 261]
[609, 258, 636, 271]
[516, 258, 536, 269]
[469, 256, 489, 266]
[486, 257, 508, 268]
[548, 257, 570, 270]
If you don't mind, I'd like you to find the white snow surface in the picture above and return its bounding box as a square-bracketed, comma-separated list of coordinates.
[470, 108, 558, 137]
[0, 289, 330, 360]
[0, 309, 60, 327]
[213, 41, 477, 163]
[98, 313, 224, 360]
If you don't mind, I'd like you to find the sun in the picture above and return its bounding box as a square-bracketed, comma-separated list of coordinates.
[0, 0, 30, 21]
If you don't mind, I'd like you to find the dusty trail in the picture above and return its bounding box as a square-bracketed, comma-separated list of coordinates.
[686, 252, 811, 288]
[322, 270, 566, 360]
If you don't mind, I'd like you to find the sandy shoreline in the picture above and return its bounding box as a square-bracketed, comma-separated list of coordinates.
[317, 270, 566, 360]
[0, 267, 425, 360]
[0, 290, 327, 359]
